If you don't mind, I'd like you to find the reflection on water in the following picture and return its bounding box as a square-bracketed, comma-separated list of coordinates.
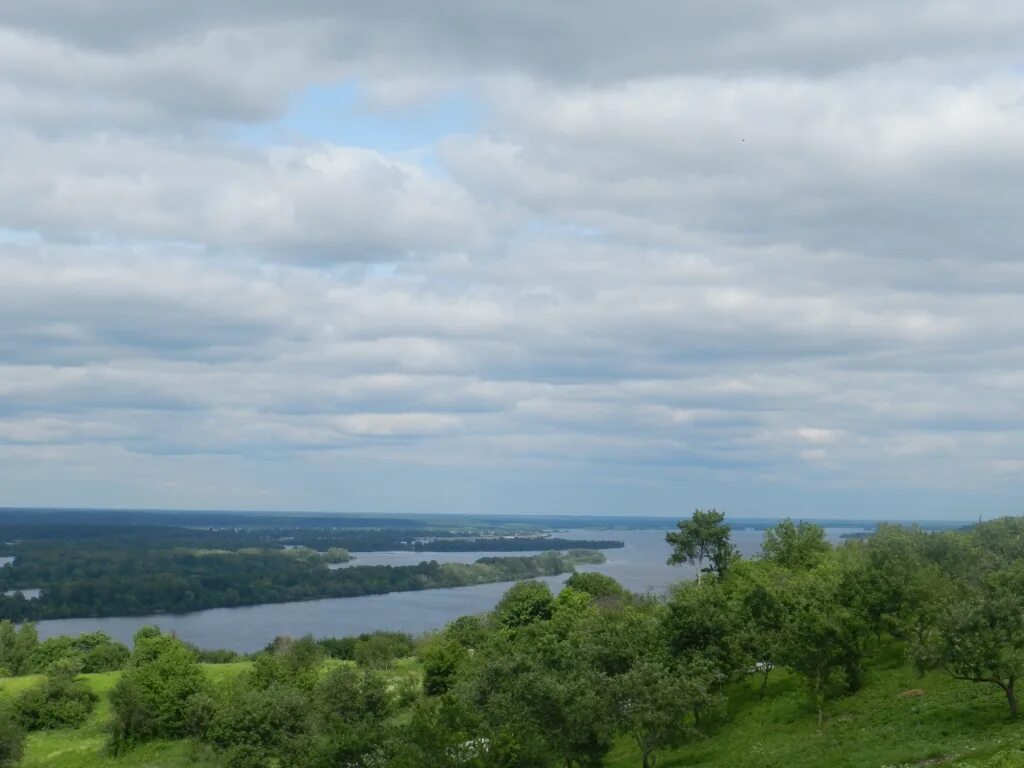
[35, 527, 864, 653]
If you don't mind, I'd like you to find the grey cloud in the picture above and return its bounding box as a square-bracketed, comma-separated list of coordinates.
[1, 3, 1023, 516]
[0, 134, 487, 261]
[3, 2, 1022, 80]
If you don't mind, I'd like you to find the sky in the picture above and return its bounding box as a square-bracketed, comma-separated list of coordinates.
[0, 2, 1023, 520]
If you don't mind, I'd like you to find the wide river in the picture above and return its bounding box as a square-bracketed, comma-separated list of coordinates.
[35, 527, 864, 652]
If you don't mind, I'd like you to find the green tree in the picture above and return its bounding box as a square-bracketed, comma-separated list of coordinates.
[312, 666, 393, 766]
[445, 615, 490, 651]
[666, 509, 735, 584]
[420, 637, 469, 696]
[663, 581, 746, 679]
[919, 564, 1024, 718]
[0, 621, 38, 676]
[457, 620, 616, 768]
[615, 658, 718, 768]
[777, 568, 865, 726]
[385, 696, 485, 768]
[760, 518, 831, 570]
[727, 560, 788, 698]
[494, 580, 555, 629]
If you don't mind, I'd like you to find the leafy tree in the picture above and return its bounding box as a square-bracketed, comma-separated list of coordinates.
[919, 564, 1024, 718]
[776, 568, 866, 725]
[420, 637, 469, 696]
[445, 615, 490, 650]
[565, 572, 626, 600]
[0, 621, 38, 676]
[385, 695, 485, 768]
[494, 580, 555, 629]
[666, 509, 735, 583]
[457, 620, 616, 768]
[312, 666, 392, 766]
[14, 659, 97, 730]
[577, 605, 667, 677]
[760, 518, 831, 571]
[615, 658, 718, 768]
[727, 560, 788, 698]
[663, 581, 746, 679]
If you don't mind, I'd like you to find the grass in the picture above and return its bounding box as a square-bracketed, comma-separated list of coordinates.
[8, 647, 1024, 767]
[608, 644, 1024, 768]
[0, 659, 421, 768]
[0, 664, 251, 768]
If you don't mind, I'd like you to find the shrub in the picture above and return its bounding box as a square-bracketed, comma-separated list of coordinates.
[30, 632, 129, 674]
[565, 572, 625, 599]
[317, 636, 357, 660]
[0, 715, 25, 767]
[354, 632, 414, 669]
[108, 630, 209, 752]
[14, 660, 98, 730]
[206, 683, 311, 766]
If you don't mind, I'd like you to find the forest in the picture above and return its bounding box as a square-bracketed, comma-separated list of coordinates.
[3, 514, 1024, 767]
[0, 550, 601, 620]
[0, 510, 624, 554]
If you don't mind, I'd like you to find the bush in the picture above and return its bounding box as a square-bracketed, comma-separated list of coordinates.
[30, 632, 129, 674]
[205, 683, 312, 766]
[249, 635, 324, 692]
[313, 667, 392, 766]
[108, 629, 209, 752]
[315, 666, 392, 724]
[445, 615, 490, 650]
[193, 648, 241, 664]
[354, 632, 414, 669]
[565, 572, 625, 599]
[14, 661, 98, 730]
[317, 636, 357, 660]
[0, 715, 25, 767]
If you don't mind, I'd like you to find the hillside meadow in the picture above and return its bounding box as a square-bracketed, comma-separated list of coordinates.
[3, 648, 1024, 768]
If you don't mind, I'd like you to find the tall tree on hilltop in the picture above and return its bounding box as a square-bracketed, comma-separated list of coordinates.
[666, 509, 735, 584]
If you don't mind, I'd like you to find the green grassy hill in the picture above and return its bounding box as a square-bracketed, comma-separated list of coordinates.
[4, 648, 1024, 768]
[0, 663, 249, 768]
[608, 644, 1024, 768]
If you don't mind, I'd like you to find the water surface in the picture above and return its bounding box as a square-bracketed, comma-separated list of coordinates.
[35, 527, 863, 652]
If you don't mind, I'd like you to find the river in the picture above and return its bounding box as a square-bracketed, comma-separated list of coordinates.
[34, 527, 864, 652]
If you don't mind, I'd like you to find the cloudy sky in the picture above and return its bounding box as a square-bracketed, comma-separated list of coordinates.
[1, 2, 1022, 520]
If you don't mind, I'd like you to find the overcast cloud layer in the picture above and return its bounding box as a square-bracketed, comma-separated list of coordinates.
[1, 2, 1022, 519]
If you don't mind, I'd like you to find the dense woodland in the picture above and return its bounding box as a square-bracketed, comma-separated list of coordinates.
[0, 512, 621, 620]
[0, 550, 601, 620]
[3, 514, 1024, 767]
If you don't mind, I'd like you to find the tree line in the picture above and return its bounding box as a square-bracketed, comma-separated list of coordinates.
[0, 550, 601, 620]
